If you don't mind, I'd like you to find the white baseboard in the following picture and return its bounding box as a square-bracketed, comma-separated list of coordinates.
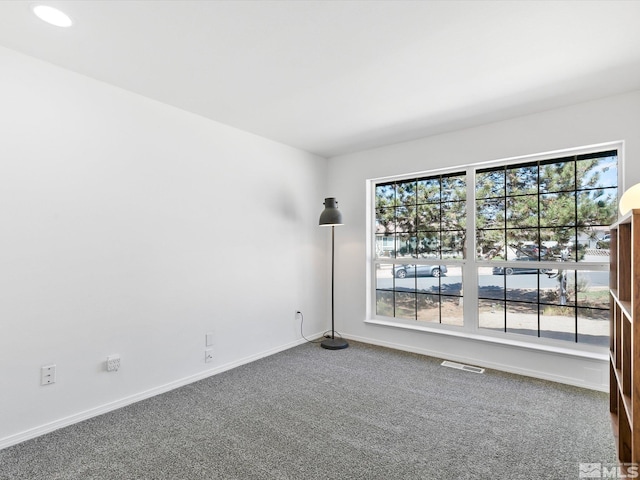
[343, 333, 609, 393]
[2, 331, 605, 451]
[0, 336, 314, 451]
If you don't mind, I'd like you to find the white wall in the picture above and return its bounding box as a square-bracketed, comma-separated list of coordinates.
[329, 90, 640, 391]
[0, 46, 329, 447]
[3, 41, 637, 449]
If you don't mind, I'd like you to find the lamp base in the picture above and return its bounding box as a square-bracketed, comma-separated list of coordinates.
[320, 338, 349, 350]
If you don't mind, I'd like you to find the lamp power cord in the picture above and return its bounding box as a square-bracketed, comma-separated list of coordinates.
[297, 311, 344, 344]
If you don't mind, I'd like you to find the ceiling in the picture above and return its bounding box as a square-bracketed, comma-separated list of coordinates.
[1, 0, 639, 158]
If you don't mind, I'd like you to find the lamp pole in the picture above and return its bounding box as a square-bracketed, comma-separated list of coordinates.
[319, 198, 348, 350]
[330, 225, 335, 339]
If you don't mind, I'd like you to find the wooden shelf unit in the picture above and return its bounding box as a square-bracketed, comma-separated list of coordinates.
[610, 209, 640, 463]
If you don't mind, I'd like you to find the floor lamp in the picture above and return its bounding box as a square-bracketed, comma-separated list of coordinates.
[319, 197, 349, 350]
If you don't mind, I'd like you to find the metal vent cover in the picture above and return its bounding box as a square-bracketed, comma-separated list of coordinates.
[441, 360, 485, 374]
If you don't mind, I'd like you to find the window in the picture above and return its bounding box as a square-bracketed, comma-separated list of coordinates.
[374, 173, 465, 325]
[370, 146, 619, 349]
[476, 151, 617, 346]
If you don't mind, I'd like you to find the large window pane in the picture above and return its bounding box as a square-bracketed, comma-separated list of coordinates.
[473, 152, 616, 343]
[375, 148, 616, 347]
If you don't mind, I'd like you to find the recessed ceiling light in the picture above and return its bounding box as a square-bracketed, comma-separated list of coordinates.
[32, 5, 73, 28]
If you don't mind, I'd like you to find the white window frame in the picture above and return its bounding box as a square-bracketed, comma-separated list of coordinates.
[366, 141, 624, 356]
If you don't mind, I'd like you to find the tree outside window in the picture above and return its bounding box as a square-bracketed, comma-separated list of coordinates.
[372, 148, 618, 347]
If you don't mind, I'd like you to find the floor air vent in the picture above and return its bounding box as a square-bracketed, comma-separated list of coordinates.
[441, 360, 485, 374]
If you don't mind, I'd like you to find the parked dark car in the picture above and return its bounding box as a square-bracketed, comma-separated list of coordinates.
[394, 264, 447, 278]
[492, 257, 551, 275]
[515, 244, 549, 259]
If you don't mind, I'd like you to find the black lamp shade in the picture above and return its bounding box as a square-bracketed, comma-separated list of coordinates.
[319, 197, 343, 226]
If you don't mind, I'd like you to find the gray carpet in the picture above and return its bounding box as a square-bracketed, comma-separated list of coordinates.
[0, 341, 617, 479]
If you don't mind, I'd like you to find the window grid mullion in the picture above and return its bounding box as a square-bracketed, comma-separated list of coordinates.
[372, 148, 617, 348]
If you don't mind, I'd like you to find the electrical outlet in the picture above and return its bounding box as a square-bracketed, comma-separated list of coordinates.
[205, 349, 213, 363]
[106, 355, 120, 372]
[41, 364, 56, 385]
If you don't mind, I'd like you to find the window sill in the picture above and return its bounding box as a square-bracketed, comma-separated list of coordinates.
[365, 317, 609, 361]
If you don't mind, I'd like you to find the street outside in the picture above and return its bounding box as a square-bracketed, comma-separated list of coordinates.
[375, 262, 610, 346]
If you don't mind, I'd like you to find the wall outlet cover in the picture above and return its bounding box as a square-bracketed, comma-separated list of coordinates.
[41, 364, 56, 385]
[106, 355, 120, 372]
